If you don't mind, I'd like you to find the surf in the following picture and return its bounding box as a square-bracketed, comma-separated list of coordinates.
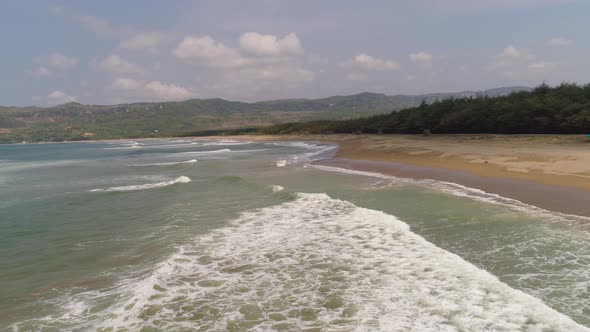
[12, 193, 586, 331]
[89, 176, 191, 192]
[130, 159, 198, 167]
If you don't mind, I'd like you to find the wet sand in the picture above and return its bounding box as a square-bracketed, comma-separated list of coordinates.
[222, 134, 590, 218]
[318, 158, 590, 218]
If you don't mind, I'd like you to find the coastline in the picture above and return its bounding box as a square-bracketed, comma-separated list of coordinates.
[221, 134, 590, 218]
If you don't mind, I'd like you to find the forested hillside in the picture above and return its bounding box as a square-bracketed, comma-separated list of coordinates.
[242, 83, 590, 135]
[0, 87, 528, 143]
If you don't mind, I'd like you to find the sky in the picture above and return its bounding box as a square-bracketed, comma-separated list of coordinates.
[1, 0, 589, 106]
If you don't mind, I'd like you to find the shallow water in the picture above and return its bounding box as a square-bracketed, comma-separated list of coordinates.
[1, 139, 589, 331]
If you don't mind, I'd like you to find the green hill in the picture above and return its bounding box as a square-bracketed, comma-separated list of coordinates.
[243, 83, 590, 136]
[0, 87, 530, 143]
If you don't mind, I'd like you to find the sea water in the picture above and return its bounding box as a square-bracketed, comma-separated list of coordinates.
[0, 139, 589, 331]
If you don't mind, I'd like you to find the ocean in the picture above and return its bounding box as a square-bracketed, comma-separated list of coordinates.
[1, 139, 589, 331]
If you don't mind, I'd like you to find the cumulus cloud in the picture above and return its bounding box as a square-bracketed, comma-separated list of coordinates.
[174, 32, 306, 69]
[239, 32, 303, 57]
[37, 53, 78, 69]
[33, 66, 53, 77]
[528, 61, 558, 72]
[409, 51, 433, 68]
[547, 37, 572, 47]
[110, 77, 193, 101]
[347, 53, 400, 71]
[247, 66, 314, 83]
[120, 32, 163, 52]
[492, 45, 536, 69]
[99, 54, 144, 75]
[503, 71, 516, 77]
[111, 77, 143, 90]
[47, 90, 77, 105]
[174, 35, 246, 68]
[346, 73, 369, 81]
[437, 0, 578, 12]
[144, 81, 194, 100]
[173, 32, 313, 96]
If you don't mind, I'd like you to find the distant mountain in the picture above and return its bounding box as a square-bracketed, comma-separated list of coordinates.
[0, 86, 531, 142]
[244, 84, 588, 135]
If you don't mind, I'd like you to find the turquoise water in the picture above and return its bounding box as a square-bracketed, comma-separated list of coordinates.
[1, 139, 589, 331]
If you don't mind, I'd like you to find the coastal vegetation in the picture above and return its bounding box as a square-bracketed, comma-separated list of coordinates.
[0, 88, 526, 143]
[202, 83, 590, 136]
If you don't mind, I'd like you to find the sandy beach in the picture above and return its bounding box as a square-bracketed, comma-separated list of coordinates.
[227, 134, 590, 217]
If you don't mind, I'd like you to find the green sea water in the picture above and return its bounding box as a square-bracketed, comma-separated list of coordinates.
[1, 139, 589, 331]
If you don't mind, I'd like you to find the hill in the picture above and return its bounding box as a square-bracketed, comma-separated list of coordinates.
[0, 86, 530, 143]
[237, 83, 589, 136]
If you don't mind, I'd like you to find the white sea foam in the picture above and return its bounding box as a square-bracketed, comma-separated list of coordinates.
[13, 193, 587, 331]
[0, 160, 85, 172]
[175, 148, 267, 156]
[89, 176, 191, 192]
[268, 184, 284, 192]
[101, 145, 142, 150]
[307, 164, 590, 226]
[130, 159, 198, 167]
[175, 148, 232, 155]
[198, 140, 253, 146]
[269, 141, 338, 166]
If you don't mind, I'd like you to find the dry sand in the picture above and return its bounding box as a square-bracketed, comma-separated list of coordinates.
[235, 134, 590, 191]
[225, 134, 590, 217]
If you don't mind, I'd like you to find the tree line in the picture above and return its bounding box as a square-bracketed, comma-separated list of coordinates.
[242, 83, 590, 135]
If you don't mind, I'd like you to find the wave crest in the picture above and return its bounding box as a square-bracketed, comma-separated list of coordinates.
[89, 176, 191, 192]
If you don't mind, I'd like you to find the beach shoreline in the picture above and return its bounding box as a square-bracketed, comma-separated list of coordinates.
[217, 134, 590, 217]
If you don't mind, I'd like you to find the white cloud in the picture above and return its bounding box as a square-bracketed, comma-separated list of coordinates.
[33, 67, 53, 77]
[111, 77, 143, 90]
[492, 45, 535, 68]
[348, 53, 400, 71]
[247, 66, 314, 83]
[409, 51, 433, 68]
[121, 32, 163, 52]
[499, 45, 534, 61]
[38, 53, 78, 69]
[174, 32, 307, 69]
[346, 73, 369, 81]
[109, 78, 194, 101]
[239, 32, 303, 57]
[502, 71, 516, 77]
[547, 37, 572, 47]
[528, 61, 558, 72]
[438, 0, 578, 12]
[47, 91, 77, 105]
[173, 33, 313, 98]
[174, 35, 246, 68]
[144, 81, 194, 100]
[99, 54, 144, 75]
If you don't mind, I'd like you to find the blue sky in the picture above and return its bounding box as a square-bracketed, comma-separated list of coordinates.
[1, 0, 589, 106]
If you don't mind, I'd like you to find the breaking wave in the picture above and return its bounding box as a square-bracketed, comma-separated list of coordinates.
[130, 159, 198, 167]
[89, 176, 191, 192]
[11, 193, 586, 331]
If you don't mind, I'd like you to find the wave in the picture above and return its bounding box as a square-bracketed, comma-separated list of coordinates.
[268, 184, 284, 193]
[269, 141, 338, 166]
[174, 148, 232, 155]
[197, 140, 253, 146]
[130, 159, 197, 167]
[307, 164, 590, 226]
[13, 193, 586, 331]
[175, 149, 267, 156]
[101, 145, 142, 150]
[89, 176, 191, 192]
